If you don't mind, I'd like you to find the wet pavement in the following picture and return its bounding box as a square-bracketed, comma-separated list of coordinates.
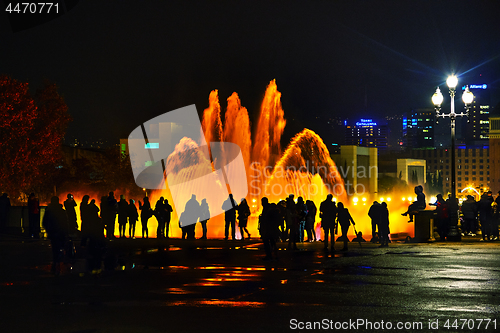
[1, 234, 499, 332]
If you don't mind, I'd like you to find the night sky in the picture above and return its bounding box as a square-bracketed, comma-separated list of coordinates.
[2, 0, 500, 146]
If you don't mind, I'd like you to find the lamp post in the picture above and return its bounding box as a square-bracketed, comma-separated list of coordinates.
[432, 74, 474, 241]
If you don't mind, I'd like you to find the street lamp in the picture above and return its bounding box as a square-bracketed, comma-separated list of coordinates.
[432, 74, 474, 241]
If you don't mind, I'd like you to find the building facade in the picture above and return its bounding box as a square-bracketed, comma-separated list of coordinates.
[397, 159, 427, 187]
[463, 83, 491, 145]
[411, 147, 490, 195]
[403, 109, 435, 149]
[489, 117, 500, 193]
[386, 114, 405, 152]
[331, 145, 378, 196]
[345, 119, 388, 152]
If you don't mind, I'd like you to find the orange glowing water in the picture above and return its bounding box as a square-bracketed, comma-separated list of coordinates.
[252, 79, 286, 168]
[223, 92, 252, 181]
[265, 129, 346, 201]
[201, 90, 224, 158]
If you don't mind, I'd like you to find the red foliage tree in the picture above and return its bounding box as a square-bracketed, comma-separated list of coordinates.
[0, 75, 71, 200]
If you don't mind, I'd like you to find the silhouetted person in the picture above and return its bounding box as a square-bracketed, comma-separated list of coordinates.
[88, 199, 102, 236]
[320, 194, 337, 251]
[106, 192, 118, 239]
[260, 197, 280, 260]
[183, 194, 200, 239]
[28, 193, 40, 239]
[80, 195, 90, 246]
[128, 199, 138, 239]
[117, 195, 129, 238]
[179, 211, 187, 239]
[0, 193, 11, 232]
[87, 198, 105, 273]
[478, 191, 494, 241]
[154, 197, 165, 238]
[402, 185, 426, 222]
[64, 193, 78, 235]
[199, 198, 210, 240]
[305, 200, 317, 242]
[100, 195, 108, 233]
[493, 191, 500, 240]
[432, 194, 449, 241]
[139, 197, 153, 238]
[368, 201, 381, 243]
[337, 202, 355, 251]
[378, 202, 390, 247]
[237, 198, 251, 240]
[461, 195, 477, 236]
[222, 194, 237, 240]
[277, 200, 287, 241]
[284, 194, 294, 242]
[285, 194, 298, 250]
[296, 197, 308, 242]
[163, 199, 173, 238]
[43, 196, 68, 275]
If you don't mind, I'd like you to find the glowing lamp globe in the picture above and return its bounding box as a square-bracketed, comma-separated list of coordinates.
[446, 75, 458, 89]
[462, 86, 474, 105]
[432, 87, 444, 106]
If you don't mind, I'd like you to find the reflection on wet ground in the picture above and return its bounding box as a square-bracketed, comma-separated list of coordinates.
[56, 240, 369, 308]
[166, 300, 267, 308]
[2, 237, 499, 323]
[102, 242, 403, 308]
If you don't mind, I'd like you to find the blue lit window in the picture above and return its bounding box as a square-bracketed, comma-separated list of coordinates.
[145, 143, 159, 149]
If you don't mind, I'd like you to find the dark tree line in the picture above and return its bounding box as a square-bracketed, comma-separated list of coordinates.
[425, 170, 443, 194]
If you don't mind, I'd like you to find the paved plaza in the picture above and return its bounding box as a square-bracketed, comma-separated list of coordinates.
[1, 234, 499, 332]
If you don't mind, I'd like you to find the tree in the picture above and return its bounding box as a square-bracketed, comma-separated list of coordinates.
[436, 170, 443, 194]
[0, 75, 71, 201]
[378, 174, 408, 194]
[425, 172, 434, 194]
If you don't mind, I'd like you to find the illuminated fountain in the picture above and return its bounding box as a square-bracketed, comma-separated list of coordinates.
[145, 79, 417, 240]
[59, 80, 420, 240]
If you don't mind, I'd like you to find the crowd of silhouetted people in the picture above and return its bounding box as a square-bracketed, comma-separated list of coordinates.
[0, 191, 383, 267]
[1, 185, 499, 273]
[458, 191, 500, 241]
[256, 193, 361, 260]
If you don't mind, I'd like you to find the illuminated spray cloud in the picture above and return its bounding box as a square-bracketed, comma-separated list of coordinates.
[128, 105, 248, 227]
